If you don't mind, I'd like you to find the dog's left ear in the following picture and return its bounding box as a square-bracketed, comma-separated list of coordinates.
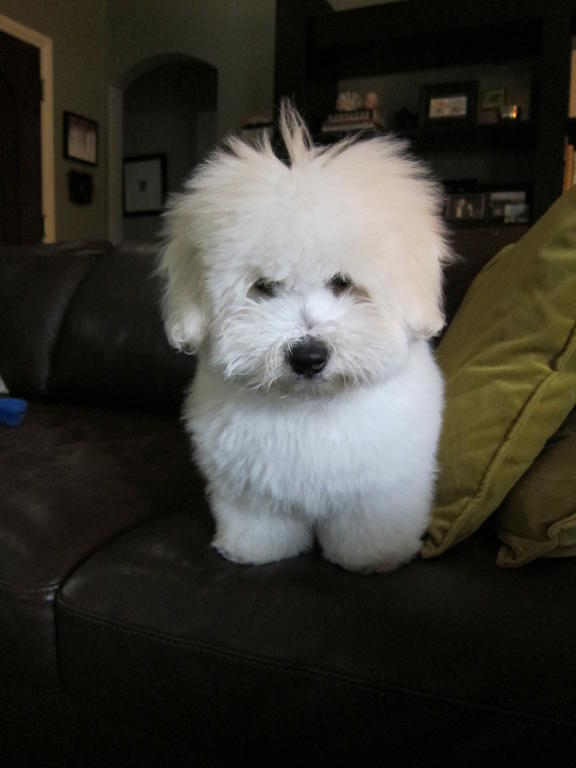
[410, 303, 445, 340]
[158, 209, 208, 353]
[402, 240, 450, 341]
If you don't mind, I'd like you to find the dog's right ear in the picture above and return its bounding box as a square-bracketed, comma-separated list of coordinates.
[158, 225, 208, 355]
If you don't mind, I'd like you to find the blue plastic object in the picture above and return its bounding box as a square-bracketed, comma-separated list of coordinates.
[0, 398, 28, 427]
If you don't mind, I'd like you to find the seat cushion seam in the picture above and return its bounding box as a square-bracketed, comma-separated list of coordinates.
[45, 250, 108, 396]
[0, 580, 59, 595]
[57, 599, 576, 730]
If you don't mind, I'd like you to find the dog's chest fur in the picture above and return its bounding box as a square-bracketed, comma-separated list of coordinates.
[184, 343, 442, 515]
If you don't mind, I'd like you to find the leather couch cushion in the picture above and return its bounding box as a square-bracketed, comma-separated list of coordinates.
[49, 242, 196, 412]
[0, 242, 108, 398]
[57, 513, 576, 763]
[0, 402, 203, 688]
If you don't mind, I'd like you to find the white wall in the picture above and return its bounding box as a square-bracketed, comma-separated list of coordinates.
[107, 0, 276, 141]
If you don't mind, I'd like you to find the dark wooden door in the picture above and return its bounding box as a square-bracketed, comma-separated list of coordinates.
[0, 29, 43, 245]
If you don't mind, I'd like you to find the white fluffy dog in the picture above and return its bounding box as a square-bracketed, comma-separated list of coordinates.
[159, 103, 449, 573]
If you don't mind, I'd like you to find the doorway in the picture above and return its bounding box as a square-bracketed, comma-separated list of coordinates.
[0, 28, 42, 244]
[109, 54, 218, 243]
[0, 15, 54, 243]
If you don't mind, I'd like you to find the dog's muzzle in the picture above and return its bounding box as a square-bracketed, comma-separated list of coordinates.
[286, 337, 330, 377]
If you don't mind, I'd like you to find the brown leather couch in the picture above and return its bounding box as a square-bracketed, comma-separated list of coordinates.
[1, 234, 575, 767]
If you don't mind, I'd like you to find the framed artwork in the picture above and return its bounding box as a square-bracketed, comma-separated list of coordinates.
[487, 190, 529, 223]
[67, 170, 93, 205]
[421, 82, 478, 126]
[123, 154, 167, 216]
[64, 112, 98, 166]
[481, 89, 507, 111]
[502, 202, 530, 223]
[445, 192, 486, 223]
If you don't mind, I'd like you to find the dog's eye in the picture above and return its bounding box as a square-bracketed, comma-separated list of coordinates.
[329, 273, 353, 295]
[250, 278, 280, 299]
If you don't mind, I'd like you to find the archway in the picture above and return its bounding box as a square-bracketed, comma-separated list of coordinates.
[109, 54, 217, 243]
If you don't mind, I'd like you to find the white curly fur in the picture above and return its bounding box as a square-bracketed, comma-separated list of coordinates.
[159, 102, 449, 573]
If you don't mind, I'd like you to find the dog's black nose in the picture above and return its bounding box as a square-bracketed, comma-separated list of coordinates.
[287, 337, 329, 377]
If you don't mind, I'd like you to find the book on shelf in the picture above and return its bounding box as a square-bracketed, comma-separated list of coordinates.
[569, 49, 576, 119]
[321, 109, 383, 134]
[563, 141, 576, 191]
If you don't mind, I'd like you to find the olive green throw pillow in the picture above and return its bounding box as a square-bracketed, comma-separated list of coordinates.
[495, 409, 576, 567]
[421, 186, 576, 559]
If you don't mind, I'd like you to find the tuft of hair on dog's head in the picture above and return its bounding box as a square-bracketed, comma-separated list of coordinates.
[275, 99, 364, 169]
[276, 100, 320, 166]
[199, 99, 360, 183]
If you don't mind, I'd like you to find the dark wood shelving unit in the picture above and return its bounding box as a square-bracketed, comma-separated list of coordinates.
[405, 122, 537, 153]
[310, 14, 541, 79]
[319, 121, 538, 153]
[274, 0, 576, 223]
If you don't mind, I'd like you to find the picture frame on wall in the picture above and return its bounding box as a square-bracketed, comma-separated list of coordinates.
[123, 154, 167, 216]
[487, 190, 529, 223]
[64, 112, 98, 166]
[481, 89, 507, 111]
[502, 202, 530, 223]
[420, 82, 478, 126]
[445, 192, 486, 223]
[68, 170, 93, 206]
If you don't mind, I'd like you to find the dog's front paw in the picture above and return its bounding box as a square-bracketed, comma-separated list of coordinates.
[212, 539, 281, 566]
[317, 509, 424, 574]
[211, 502, 313, 566]
[321, 545, 419, 574]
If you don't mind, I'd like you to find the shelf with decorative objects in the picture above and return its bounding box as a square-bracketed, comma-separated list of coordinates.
[313, 86, 535, 227]
[275, 0, 575, 224]
[318, 121, 537, 154]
